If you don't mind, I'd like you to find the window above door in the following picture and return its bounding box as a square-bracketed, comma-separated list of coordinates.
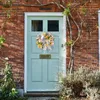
[31, 19, 59, 32]
[32, 20, 43, 31]
[48, 20, 59, 32]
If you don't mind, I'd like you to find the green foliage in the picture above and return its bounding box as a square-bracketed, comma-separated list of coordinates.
[63, 3, 71, 16]
[66, 40, 74, 46]
[9, 88, 19, 99]
[59, 67, 100, 100]
[63, 8, 70, 16]
[0, 58, 18, 100]
[2, 0, 13, 8]
[6, 10, 11, 18]
[67, 3, 71, 8]
[16, 97, 28, 100]
[81, 7, 87, 15]
[0, 58, 28, 100]
[0, 36, 5, 47]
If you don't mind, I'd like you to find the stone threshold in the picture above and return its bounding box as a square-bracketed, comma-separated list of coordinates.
[24, 91, 59, 97]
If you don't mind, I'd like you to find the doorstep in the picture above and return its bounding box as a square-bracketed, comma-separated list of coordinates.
[28, 97, 58, 100]
[24, 91, 59, 97]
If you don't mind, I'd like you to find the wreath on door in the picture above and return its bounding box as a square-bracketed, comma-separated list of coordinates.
[36, 32, 54, 50]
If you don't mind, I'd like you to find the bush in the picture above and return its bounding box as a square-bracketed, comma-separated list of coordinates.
[59, 67, 100, 100]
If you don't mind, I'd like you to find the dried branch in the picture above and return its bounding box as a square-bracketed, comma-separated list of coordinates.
[67, 15, 74, 73]
[76, 11, 84, 32]
[36, 0, 42, 5]
[69, 13, 81, 45]
[0, 0, 66, 10]
[0, 2, 55, 7]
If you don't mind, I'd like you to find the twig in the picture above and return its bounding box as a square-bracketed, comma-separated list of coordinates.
[36, 0, 42, 5]
[69, 13, 81, 45]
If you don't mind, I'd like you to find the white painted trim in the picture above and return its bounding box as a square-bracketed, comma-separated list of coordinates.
[24, 13, 28, 93]
[24, 12, 66, 92]
[98, 10, 100, 13]
[24, 12, 63, 17]
[98, 10, 100, 71]
[63, 15, 66, 77]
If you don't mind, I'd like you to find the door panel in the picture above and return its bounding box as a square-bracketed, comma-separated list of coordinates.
[31, 59, 43, 82]
[47, 59, 59, 82]
[26, 15, 65, 91]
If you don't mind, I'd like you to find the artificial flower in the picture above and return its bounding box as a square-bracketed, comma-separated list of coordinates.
[36, 32, 54, 50]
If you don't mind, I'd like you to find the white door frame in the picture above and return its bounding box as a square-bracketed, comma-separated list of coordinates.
[24, 12, 66, 93]
[98, 10, 100, 71]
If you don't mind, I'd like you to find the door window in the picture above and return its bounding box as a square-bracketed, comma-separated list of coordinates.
[48, 20, 59, 31]
[31, 20, 43, 31]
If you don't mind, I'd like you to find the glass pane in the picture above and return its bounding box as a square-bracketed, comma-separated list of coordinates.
[32, 20, 43, 31]
[48, 20, 59, 31]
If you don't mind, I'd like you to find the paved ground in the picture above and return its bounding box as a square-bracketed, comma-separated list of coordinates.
[28, 97, 58, 100]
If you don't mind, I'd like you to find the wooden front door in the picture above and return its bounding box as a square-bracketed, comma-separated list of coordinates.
[25, 13, 66, 92]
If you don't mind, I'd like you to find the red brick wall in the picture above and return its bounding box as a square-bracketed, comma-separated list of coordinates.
[73, 2, 99, 69]
[0, 0, 100, 88]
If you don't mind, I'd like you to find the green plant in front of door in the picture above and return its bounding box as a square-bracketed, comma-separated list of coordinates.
[0, 58, 28, 100]
[0, 58, 19, 100]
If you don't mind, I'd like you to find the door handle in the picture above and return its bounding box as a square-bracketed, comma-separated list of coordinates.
[61, 44, 64, 47]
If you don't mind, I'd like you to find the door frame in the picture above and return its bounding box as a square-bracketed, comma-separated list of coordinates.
[98, 10, 100, 71]
[24, 12, 66, 93]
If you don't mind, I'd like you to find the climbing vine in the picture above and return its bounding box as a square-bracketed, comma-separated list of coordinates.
[0, 0, 98, 73]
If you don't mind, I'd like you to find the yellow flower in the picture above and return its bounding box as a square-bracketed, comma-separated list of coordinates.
[46, 44, 48, 46]
[38, 44, 42, 49]
[43, 32, 46, 36]
[36, 42, 39, 45]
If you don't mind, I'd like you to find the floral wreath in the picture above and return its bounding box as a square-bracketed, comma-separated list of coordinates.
[36, 32, 54, 50]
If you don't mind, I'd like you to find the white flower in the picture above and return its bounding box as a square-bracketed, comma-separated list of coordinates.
[41, 35, 44, 40]
[12, 88, 16, 92]
[5, 57, 9, 61]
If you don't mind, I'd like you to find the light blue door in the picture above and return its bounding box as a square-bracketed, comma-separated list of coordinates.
[26, 14, 66, 91]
